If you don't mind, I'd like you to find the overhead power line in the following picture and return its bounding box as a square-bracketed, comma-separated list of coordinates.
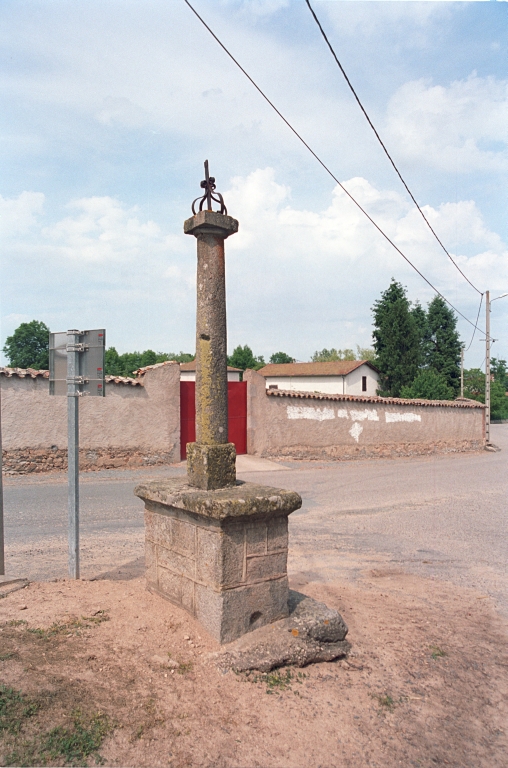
[465, 294, 484, 351]
[182, 0, 482, 332]
[304, 0, 483, 297]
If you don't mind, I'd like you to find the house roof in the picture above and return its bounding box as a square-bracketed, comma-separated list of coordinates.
[179, 362, 242, 373]
[0, 367, 143, 386]
[266, 388, 484, 409]
[257, 360, 379, 378]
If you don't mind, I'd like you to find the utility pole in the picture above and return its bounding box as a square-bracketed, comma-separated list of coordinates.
[485, 290, 491, 445]
[460, 347, 464, 399]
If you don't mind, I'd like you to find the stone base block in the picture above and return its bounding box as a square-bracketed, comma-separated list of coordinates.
[135, 478, 302, 643]
[186, 442, 236, 490]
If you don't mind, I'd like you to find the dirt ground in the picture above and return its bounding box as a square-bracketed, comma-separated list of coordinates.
[1, 563, 507, 768]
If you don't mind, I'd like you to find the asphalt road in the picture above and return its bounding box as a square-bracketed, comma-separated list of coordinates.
[3, 425, 507, 618]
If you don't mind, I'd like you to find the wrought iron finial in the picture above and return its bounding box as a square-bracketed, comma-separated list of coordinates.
[191, 160, 227, 216]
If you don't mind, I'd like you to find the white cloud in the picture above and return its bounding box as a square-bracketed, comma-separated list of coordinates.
[0, 191, 45, 237]
[385, 75, 508, 172]
[2, 171, 507, 366]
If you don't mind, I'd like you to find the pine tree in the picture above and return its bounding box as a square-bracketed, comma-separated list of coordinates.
[372, 280, 421, 397]
[426, 296, 462, 395]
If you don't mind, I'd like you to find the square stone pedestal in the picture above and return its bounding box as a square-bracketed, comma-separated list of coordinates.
[134, 479, 302, 644]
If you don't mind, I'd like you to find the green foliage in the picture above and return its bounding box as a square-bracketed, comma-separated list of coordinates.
[227, 345, 265, 371]
[311, 348, 356, 362]
[400, 370, 454, 401]
[269, 351, 295, 364]
[2, 321, 50, 370]
[491, 358, 508, 391]
[356, 345, 377, 362]
[372, 280, 421, 397]
[462, 367, 508, 419]
[104, 347, 194, 377]
[426, 296, 462, 395]
[463, 368, 484, 401]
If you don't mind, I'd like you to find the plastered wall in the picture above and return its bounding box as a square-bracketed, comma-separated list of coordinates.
[1, 363, 181, 473]
[245, 369, 485, 460]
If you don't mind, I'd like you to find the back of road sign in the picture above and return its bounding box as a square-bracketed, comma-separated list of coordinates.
[49, 329, 106, 397]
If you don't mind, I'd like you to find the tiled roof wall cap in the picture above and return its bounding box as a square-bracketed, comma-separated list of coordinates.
[0, 367, 142, 386]
[134, 361, 179, 376]
[0, 367, 49, 379]
[266, 388, 485, 409]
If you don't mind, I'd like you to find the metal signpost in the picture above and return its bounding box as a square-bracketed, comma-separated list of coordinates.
[49, 329, 105, 578]
[0, 378, 4, 576]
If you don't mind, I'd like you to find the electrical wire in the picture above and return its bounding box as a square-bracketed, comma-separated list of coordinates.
[465, 294, 484, 351]
[182, 0, 482, 332]
[305, 0, 483, 297]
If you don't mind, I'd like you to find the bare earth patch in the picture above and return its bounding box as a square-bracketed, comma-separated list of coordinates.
[0, 569, 506, 768]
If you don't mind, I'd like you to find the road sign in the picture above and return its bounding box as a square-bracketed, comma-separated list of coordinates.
[49, 329, 106, 397]
[49, 329, 106, 579]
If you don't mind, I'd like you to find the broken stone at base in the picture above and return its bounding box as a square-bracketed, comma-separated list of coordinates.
[210, 591, 350, 673]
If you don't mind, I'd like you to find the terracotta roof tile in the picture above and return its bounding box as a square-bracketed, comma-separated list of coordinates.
[0, 367, 142, 386]
[266, 388, 484, 409]
[257, 361, 379, 377]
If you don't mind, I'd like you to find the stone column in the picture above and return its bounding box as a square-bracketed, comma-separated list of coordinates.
[135, 166, 302, 645]
[184, 210, 238, 490]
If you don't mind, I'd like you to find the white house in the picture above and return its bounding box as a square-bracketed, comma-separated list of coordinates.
[256, 360, 380, 396]
[179, 362, 242, 382]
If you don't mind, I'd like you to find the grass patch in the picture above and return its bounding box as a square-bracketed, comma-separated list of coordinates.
[176, 661, 193, 675]
[0, 683, 112, 766]
[2, 707, 112, 767]
[5, 620, 27, 627]
[25, 612, 109, 641]
[0, 685, 39, 735]
[240, 668, 306, 694]
[430, 646, 446, 660]
[371, 692, 396, 711]
[0, 652, 16, 662]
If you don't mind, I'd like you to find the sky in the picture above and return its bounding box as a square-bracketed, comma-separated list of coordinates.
[1, 0, 507, 368]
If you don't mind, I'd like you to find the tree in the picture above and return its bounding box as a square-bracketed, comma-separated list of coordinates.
[491, 358, 508, 392]
[372, 280, 421, 397]
[400, 370, 454, 401]
[426, 296, 462, 395]
[356, 345, 377, 362]
[2, 320, 50, 369]
[311, 348, 356, 362]
[104, 348, 194, 377]
[463, 367, 508, 419]
[269, 352, 295, 364]
[228, 345, 265, 371]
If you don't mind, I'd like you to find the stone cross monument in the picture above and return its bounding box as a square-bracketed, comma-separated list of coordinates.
[135, 164, 302, 644]
[184, 160, 238, 491]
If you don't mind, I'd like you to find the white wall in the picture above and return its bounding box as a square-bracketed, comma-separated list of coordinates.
[344, 365, 379, 396]
[264, 365, 379, 396]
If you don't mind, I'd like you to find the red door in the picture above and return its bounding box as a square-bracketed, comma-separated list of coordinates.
[180, 381, 247, 460]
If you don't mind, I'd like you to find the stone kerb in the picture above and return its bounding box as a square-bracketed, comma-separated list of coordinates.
[135, 478, 302, 644]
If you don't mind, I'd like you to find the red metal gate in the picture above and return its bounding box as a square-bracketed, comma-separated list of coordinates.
[180, 381, 247, 460]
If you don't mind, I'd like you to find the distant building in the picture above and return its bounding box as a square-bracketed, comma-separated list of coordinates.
[179, 362, 242, 382]
[256, 360, 380, 397]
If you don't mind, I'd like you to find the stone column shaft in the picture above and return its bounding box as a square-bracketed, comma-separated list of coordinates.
[184, 210, 239, 490]
[195, 232, 228, 445]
